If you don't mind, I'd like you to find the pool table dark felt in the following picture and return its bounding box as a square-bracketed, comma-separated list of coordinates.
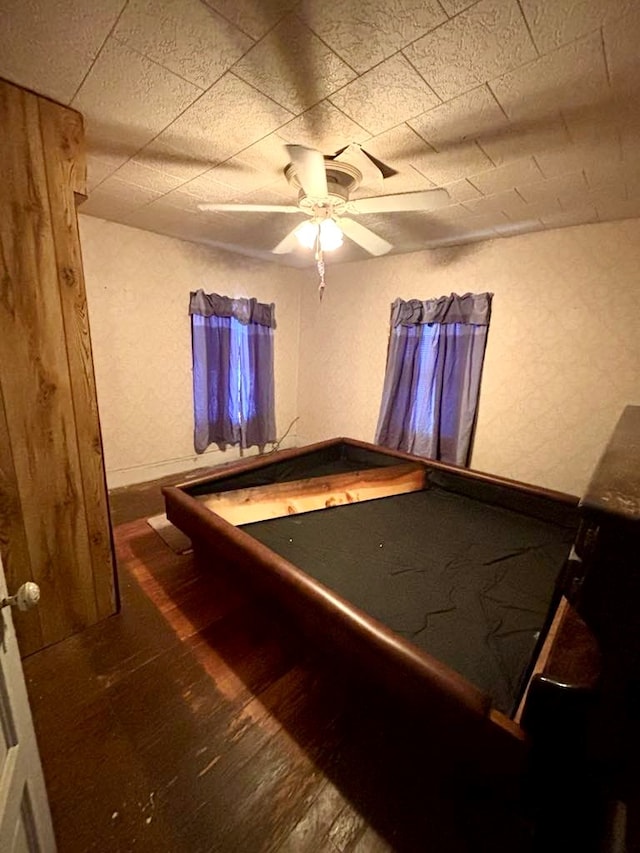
[242, 485, 575, 715]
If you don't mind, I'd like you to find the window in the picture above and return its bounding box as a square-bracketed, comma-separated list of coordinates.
[190, 290, 276, 453]
[375, 293, 492, 466]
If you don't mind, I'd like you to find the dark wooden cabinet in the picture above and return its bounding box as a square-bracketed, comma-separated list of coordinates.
[0, 78, 116, 655]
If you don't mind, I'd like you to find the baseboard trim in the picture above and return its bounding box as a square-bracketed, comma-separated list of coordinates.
[105, 436, 298, 489]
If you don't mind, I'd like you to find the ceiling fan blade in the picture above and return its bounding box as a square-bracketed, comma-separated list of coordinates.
[272, 225, 303, 254]
[338, 218, 392, 256]
[286, 144, 328, 198]
[348, 189, 450, 215]
[332, 145, 398, 178]
[334, 143, 384, 195]
[198, 202, 300, 213]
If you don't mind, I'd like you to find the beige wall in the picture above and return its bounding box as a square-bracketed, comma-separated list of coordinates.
[81, 214, 640, 496]
[297, 219, 640, 497]
[79, 216, 300, 487]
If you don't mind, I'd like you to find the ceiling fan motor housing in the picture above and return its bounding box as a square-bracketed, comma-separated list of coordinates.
[285, 159, 362, 213]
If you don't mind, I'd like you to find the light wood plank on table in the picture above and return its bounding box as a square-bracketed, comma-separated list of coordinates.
[197, 463, 426, 526]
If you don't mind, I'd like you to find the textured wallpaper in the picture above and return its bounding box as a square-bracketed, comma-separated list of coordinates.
[80, 215, 640, 495]
[79, 216, 301, 487]
[296, 219, 640, 497]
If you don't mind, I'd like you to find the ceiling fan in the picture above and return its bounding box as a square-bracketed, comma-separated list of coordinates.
[197, 143, 450, 259]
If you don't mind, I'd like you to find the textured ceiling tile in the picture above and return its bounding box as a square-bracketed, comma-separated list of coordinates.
[173, 171, 242, 202]
[156, 73, 293, 162]
[363, 123, 432, 164]
[517, 172, 589, 206]
[519, 0, 634, 53]
[439, 0, 477, 13]
[201, 0, 298, 40]
[240, 182, 297, 206]
[536, 131, 622, 180]
[329, 55, 440, 135]
[603, 5, 640, 94]
[468, 156, 544, 194]
[80, 193, 138, 221]
[413, 142, 494, 185]
[205, 160, 275, 193]
[111, 160, 185, 193]
[441, 179, 483, 202]
[73, 38, 200, 153]
[80, 178, 162, 219]
[88, 176, 162, 206]
[462, 188, 530, 217]
[299, 0, 446, 73]
[276, 100, 369, 152]
[86, 153, 124, 192]
[404, 0, 536, 101]
[478, 116, 570, 167]
[0, 0, 124, 103]
[540, 206, 598, 228]
[586, 163, 639, 196]
[231, 134, 291, 174]
[596, 196, 640, 223]
[113, 0, 252, 90]
[144, 189, 210, 214]
[132, 140, 214, 182]
[233, 15, 356, 114]
[361, 168, 437, 195]
[407, 85, 508, 150]
[490, 32, 609, 123]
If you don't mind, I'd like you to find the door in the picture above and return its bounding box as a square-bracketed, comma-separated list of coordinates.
[0, 556, 55, 850]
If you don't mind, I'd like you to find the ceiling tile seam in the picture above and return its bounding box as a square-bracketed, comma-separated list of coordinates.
[69, 0, 130, 104]
[486, 27, 612, 119]
[230, 62, 351, 122]
[224, 9, 307, 76]
[529, 155, 547, 183]
[598, 26, 613, 89]
[399, 49, 444, 107]
[290, 12, 361, 77]
[513, 186, 528, 204]
[434, 0, 452, 20]
[108, 34, 209, 92]
[197, 0, 261, 42]
[514, 0, 541, 57]
[474, 140, 498, 168]
[112, 70, 296, 181]
[294, 98, 372, 148]
[408, 164, 438, 188]
[485, 82, 511, 122]
[226, 69, 296, 119]
[558, 110, 574, 145]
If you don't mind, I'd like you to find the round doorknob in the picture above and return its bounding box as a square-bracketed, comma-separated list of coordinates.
[1, 582, 40, 611]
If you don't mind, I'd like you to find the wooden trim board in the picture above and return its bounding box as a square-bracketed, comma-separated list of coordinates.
[196, 464, 426, 526]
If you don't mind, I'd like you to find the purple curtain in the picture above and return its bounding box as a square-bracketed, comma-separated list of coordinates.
[375, 293, 492, 466]
[190, 290, 276, 453]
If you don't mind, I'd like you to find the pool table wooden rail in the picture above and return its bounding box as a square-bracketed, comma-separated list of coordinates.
[164, 479, 528, 764]
[164, 436, 584, 765]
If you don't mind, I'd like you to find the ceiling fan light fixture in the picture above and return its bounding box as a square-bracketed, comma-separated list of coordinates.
[295, 218, 344, 252]
[319, 218, 343, 251]
[295, 220, 319, 249]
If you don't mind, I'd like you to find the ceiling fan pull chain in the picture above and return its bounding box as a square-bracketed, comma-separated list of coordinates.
[316, 247, 326, 301]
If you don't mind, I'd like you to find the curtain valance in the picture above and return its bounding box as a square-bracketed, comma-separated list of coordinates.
[390, 292, 492, 327]
[189, 290, 276, 328]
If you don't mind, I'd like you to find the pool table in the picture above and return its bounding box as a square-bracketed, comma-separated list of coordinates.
[163, 434, 600, 762]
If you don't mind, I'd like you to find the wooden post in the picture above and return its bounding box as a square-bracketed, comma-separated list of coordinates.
[0, 78, 117, 655]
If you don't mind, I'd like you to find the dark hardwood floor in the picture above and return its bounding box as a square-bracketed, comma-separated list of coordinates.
[23, 491, 535, 852]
